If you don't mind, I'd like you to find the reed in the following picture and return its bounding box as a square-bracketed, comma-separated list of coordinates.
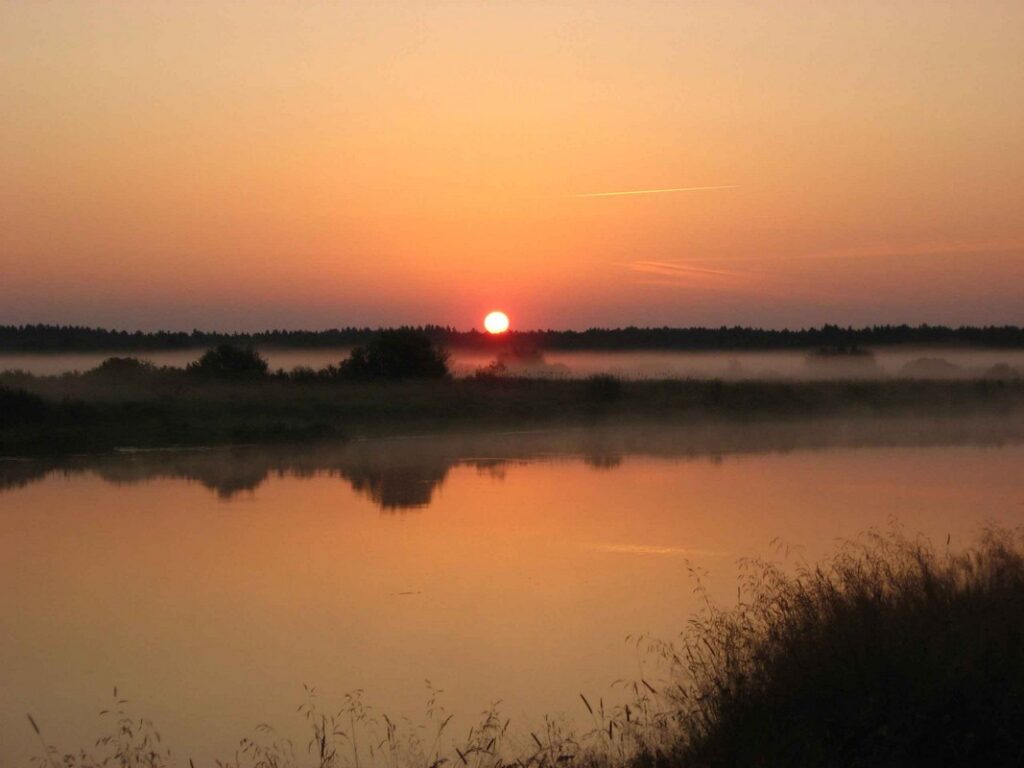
[623, 526, 1024, 767]
[25, 528, 1024, 767]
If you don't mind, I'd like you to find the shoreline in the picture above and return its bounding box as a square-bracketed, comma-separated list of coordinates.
[4, 375, 1024, 456]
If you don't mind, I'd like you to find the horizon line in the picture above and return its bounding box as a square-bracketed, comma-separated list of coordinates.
[3, 322, 1024, 336]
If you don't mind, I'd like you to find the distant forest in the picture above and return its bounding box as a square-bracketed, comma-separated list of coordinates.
[2, 323, 1024, 352]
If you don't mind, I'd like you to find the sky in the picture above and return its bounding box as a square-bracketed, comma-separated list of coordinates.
[1, 0, 1022, 331]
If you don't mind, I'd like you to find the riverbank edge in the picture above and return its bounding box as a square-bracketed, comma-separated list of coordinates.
[4, 376, 1024, 456]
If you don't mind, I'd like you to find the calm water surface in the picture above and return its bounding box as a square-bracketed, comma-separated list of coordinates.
[3, 422, 1024, 763]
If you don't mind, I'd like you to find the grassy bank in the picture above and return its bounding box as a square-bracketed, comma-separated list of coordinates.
[25, 528, 1024, 767]
[4, 371, 1024, 455]
[632, 527, 1024, 767]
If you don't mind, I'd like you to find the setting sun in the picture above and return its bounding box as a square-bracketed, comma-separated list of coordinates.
[4, 4, 1024, 764]
[484, 311, 510, 334]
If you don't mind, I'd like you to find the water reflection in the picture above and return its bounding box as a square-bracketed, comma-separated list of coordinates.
[5, 419, 1024, 765]
[339, 460, 452, 510]
[4, 416, 1024, 510]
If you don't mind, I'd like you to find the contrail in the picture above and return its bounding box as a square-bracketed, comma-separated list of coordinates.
[575, 184, 737, 198]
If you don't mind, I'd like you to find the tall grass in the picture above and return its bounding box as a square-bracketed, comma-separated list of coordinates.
[628, 527, 1024, 767]
[26, 528, 1024, 767]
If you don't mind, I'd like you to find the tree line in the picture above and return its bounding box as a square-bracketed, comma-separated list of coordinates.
[2, 322, 1024, 352]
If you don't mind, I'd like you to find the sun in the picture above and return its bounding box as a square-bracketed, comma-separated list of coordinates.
[484, 311, 510, 334]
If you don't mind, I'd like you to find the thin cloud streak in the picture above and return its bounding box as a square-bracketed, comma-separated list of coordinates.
[626, 259, 798, 299]
[575, 185, 738, 198]
[628, 260, 750, 279]
[672, 241, 1024, 266]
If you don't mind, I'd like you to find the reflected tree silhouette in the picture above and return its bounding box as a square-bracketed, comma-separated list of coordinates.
[0, 459, 49, 492]
[0, 446, 457, 511]
[5, 417, 1024, 510]
[583, 452, 623, 470]
[97, 460, 269, 499]
[338, 462, 451, 511]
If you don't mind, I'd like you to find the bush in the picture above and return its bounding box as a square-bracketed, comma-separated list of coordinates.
[337, 329, 449, 380]
[0, 385, 48, 426]
[473, 360, 510, 383]
[983, 363, 1020, 380]
[187, 344, 269, 380]
[280, 365, 318, 383]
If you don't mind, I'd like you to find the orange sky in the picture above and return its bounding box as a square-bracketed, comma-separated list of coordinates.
[1, 1, 1022, 330]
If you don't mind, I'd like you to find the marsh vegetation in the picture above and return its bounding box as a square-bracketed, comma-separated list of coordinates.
[2, 333, 1024, 455]
[3, 373, 1024, 455]
[23, 528, 1024, 767]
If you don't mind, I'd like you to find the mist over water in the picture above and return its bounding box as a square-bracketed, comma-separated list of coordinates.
[448, 348, 1024, 380]
[3, 348, 1024, 379]
[0, 349, 355, 377]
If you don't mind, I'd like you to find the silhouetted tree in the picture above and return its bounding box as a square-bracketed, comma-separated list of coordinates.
[187, 344, 269, 379]
[88, 357, 156, 381]
[337, 329, 449, 380]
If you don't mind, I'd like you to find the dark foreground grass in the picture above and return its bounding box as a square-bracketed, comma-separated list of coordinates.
[4, 373, 1024, 455]
[25, 528, 1024, 768]
[630, 527, 1024, 768]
